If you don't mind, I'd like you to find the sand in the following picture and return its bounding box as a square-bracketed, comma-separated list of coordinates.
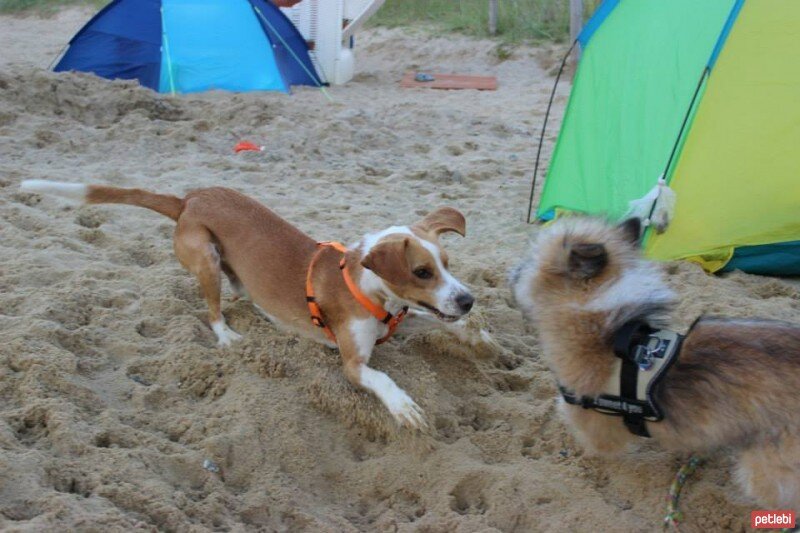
[1, 8, 798, 532]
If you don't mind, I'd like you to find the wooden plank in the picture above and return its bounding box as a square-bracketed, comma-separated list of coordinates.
[400, 72, 498, 91]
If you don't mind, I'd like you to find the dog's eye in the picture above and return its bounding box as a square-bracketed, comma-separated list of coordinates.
[413, 268, 433, 280]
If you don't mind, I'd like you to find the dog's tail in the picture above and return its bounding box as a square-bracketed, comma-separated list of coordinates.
[20, 180, 184, 221]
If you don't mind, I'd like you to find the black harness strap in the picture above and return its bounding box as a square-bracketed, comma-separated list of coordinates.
[613, 321, 656, 437]
[559, 387, 655, 415]
[559, 320, 686, 439]
[612, 320, 654, 360]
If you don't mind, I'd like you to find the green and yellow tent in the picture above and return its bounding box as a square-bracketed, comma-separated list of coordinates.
[530, 0, 800, 275]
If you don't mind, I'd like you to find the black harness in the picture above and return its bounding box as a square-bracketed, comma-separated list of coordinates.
[559, 321, 684, 438]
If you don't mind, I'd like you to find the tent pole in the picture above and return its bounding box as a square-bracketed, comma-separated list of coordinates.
[160, 7, 177, 95]
[644, 67, 709, 226]
[525, 39, 576, 224]
[47, 43, 69, 70]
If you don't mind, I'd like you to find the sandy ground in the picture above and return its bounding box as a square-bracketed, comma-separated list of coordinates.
[1, 7, 798, 532]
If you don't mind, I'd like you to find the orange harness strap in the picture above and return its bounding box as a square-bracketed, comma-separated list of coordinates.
[305, 241, 408, 345]
[305, 241, 346, 343]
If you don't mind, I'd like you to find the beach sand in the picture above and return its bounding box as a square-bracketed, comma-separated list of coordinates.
[1, 8, 797, 531]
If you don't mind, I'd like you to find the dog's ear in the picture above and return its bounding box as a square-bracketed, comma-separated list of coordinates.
[568, 243, 608, 279]
[617, 218, 642, 245]
[415, 207, 466, 237]
[361, 237, 410, 285]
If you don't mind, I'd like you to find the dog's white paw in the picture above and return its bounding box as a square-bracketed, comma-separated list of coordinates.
[211, 320, 242, 347]
[444, 319, 495, 347]
[217, 329, 242, 347]
[359, 366, 427, 429]
[386, 389, 427, 429]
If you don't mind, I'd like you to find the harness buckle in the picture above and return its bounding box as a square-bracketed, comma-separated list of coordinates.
[633, 335, 671, 371]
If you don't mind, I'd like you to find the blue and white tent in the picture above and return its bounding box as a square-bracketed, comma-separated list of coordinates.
[54, 0, 323, 94]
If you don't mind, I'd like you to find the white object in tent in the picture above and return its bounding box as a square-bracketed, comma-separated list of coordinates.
[280, 0, 385, 85]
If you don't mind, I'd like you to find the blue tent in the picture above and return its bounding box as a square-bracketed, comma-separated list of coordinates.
[54, 0, 323, 94]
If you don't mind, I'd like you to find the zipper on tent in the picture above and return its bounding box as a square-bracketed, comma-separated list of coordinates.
[658, 68, 708, 188]
[644, 0, 745, 232]
[656, 0, 746, 184]
[640, 67, 709, 236]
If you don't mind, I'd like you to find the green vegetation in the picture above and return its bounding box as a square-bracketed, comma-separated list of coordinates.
[1, 0, 595, 43]
[371, 0, 599, 43]
[0, 0, 104, 14]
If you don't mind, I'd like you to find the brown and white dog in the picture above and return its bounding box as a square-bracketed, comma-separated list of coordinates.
[509, 216, 800, 510]
[20, 180, 476, 428]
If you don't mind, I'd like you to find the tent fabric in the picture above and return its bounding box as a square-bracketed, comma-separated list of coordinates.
[707, 0, 745, 69]
[54, 0, 321, 93]
[55, 0, 163, 90]
[646, 0, 800, 271]
[537, 0, 735, 222]
[536, 0, 800, 275]
[576, 0, 619, 47]
[249, 0, 321, 87]
[722, 241, 800, 276]
[158, 0, 284, 93]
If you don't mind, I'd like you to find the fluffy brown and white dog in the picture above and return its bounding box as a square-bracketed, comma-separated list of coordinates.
[509, 216, 800, 510]
[20, 180, 478, 428]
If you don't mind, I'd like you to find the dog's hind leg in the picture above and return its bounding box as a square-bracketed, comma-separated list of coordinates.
[174, 222, 242, 347]
[735, 437, 800, 509]
[221, 260, 248, 301]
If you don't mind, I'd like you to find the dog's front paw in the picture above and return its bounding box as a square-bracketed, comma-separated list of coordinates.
[445, 317, 498, 348]
[472, 328, 497, 347]
[387, 390, 427, 429]
[217, 330, 242, 347]
[212, 321, 243, 347]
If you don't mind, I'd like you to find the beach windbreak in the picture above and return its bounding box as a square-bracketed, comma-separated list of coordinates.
[536, 0, 800, 275]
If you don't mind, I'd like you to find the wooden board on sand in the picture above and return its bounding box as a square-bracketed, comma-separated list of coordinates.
[400, 72, 498, 91]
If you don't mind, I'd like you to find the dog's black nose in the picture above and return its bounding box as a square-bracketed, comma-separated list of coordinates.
[456, 293, 474, 313]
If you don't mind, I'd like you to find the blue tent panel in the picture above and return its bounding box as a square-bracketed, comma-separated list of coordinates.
[159, 0, 286, 93]
[249, 0, 324, 86]
[54, 0, 162, 90]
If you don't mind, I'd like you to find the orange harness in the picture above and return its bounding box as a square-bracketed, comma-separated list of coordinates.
[305, 241, 408, 345]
